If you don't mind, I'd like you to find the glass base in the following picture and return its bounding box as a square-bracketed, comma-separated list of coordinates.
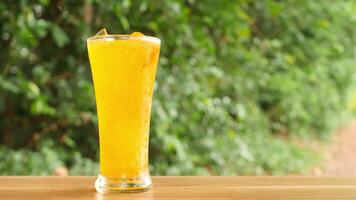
[94, 174, 152, 193]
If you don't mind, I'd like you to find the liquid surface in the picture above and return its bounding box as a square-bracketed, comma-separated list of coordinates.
[87, 32, 160, 178]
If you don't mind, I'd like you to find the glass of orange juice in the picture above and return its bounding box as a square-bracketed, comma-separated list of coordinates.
[87, 29, 160, 193]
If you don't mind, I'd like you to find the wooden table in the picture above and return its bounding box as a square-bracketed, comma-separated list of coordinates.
[0, 176, 356, 199]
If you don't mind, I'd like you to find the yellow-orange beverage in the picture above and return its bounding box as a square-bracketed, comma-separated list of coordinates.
[87, 30, 160, 193]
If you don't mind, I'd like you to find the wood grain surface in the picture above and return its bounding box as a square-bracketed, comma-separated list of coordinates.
[0, 176, 356, 199]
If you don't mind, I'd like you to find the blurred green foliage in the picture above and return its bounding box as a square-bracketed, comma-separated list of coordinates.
[0, 0, 355, 175]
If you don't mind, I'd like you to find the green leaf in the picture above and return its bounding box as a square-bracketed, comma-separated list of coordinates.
[51, 25, 70, 47]
[39, 0, 50, 6]
[119, 16, 130, 31]
[267, 1, 283, 17]
[27, 81, 40, 99]
[30, 96, 56, 116]
[0, 76, 19, 94]
[35, 19, 50, 38]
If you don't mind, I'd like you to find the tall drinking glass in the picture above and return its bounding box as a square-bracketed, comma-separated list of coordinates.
[87, 30, 160, 193]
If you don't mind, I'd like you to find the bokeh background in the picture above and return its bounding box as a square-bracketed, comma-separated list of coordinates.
[1, 0, 356, 176]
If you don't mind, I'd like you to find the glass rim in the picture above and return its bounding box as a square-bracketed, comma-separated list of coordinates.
[87, 34, 161, 44]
